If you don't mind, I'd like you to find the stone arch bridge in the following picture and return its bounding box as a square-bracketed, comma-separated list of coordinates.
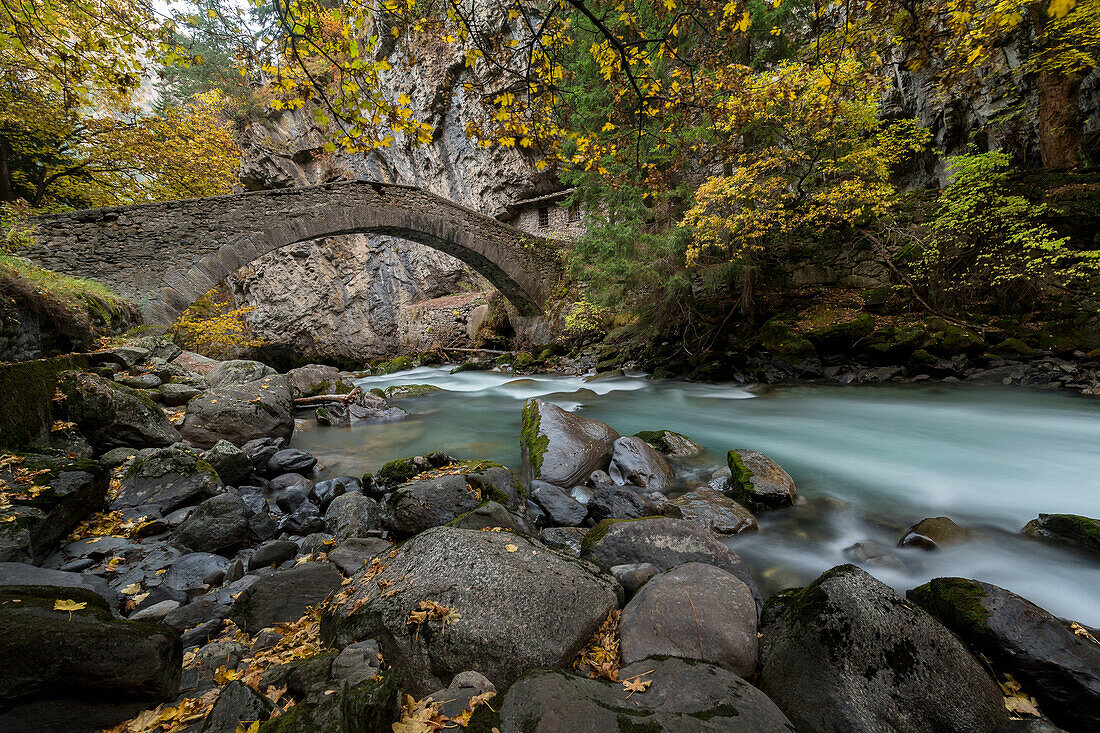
[24, 181, 566, 326]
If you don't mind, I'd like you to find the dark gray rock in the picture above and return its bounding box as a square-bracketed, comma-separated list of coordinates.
[285, 363, 346, 400]
[0, 562, 117, 607]
[387, 474, 483, 536]
[531, 481, 588, 526]
[164, 552, 232, 594]
[619, 562, 758, 676]
[231, 561, 342, 632]
[663, 487, 758, 536]
[1022, 514, 1100, 556]
[267, 448, 318, 476]
[203, 440, 252, 486]
[320, 526, 620, 696]
[633, 429, 705, 457]
[909, 577, 1100, 732]
[328, 538, 392, 576]
[280, 499, 326, 536]
[324, 492, 384, 540]
[899, 516, 974, 550]
[609, 436, 675, 494]
[180, 373, 294, 449]
[130, 599, 181, 622]
[119, 373, 162, 390]
[272, 481, 310, 513]
[113, 443, 222, 517]
[759, 565, 1007, 733]
[164, 596, 230, 632]
[249, 540, 300, 570]
[56, 371, 181, 451]
[491, 657, 795, 732]
[173, 493, 252, 554]
[520, 399, 620, 488]
[205, 359, 275, 388]
[159, 382, 202, 407]
[311, 475, 361, 510]
[241, 437, 285, 472]
[609, 562, 658, 601]
[199, 680, 274, 732]
[588, 484, 656, 522]
[331, 640, 382, 687]
[540, 527, 587, 555]
[726, 449, 798, 510]
[448, 501, 532, 533]
[581, 517, 761, 608]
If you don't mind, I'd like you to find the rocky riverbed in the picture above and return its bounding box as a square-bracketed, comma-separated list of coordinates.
[1, 338, 1098, 732]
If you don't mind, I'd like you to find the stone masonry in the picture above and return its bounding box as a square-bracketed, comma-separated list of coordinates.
[25, 181, 566, 326]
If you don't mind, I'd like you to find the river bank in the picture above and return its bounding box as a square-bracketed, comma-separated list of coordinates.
[0, 340, 1098, 732]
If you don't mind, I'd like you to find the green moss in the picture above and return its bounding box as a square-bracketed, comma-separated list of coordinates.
[450, 360, 492, 374]
[512, 351, 536, 371]
[520, 399, 549, 478]
[906, 577, 991, 633]
[760, 318, 817, 360]
[1024, 513, 1100, 552]
[384, 384, 442, 399]
[0, 355, 89, 450]
[375, 356, 414, 375]
[376, 456, 422, 487]
[725, 450, 756, 506]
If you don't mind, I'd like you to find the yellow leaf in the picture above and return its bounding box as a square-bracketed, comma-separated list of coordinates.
[121, 582, 143, 595]
[504, 544, 518, 552]
[235, 723, 261, 733]
[54, 599, 87, 619]
[1048, 0, 1076, 17]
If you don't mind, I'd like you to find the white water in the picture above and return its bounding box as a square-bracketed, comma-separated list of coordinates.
[291, 368, 1100, 625]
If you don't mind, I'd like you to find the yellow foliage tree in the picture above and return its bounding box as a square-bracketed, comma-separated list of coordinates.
[169, 292, 265, 359]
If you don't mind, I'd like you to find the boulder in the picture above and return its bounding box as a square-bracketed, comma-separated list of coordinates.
[173, 493, 252, 554]
[726, 449, 797, 509]
[199, 680, 275, 733]
[663, 487, 758, 536]
[348, 391, 408, 423]
[253, 669, 400, 733]
[56, 371, 180, 451]
[448, 501, 532, 533]
[279, 499, 326, 537]
[581, 517, 761, 608]
[619, 562, 758, 676]
[203, 440, 252, 486]
[324, 493, 384, 540]
[633, 429, 705, 457]
[112, 443, 222, 517]
[328, 538, 392, 576]
[285, 364, 347, 399]
[248, 539, 300, 570]
[320, 526, 620, 696]
[0, 585, 180, 706]
[899, 516, 974, 550]
[242, 438, 285, 472]
[387, 474, 484, 536]
[1022, 514, 1100, 556]
[909, 577, 1100, 731]
[311, 476, 361, 510]
[587, 484, 657, 523]
[758, 565, 1007, 733]
[0, 562, 116, 607]
[267, 448, 318, 476]
[174, 350, 220, 376]
[163, 552, 232, 594]
[159, 383, 202, 407]
[488, 657, 795, 732]
[530, 481, 588, 526]
[231, 561, 342, 632]
[608, 436, 675, 493]
[180, 374, 294, 449]
[205, 359, 276, 388]
[520, 399, 619, 488]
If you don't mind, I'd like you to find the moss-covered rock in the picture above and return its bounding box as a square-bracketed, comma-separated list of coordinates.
[374, 356, 414, 375]
[928, 319, 986, 356]
[57, 370, 181, 451]
[802, 310, 874, 351]
[760, 318, 817, 361]
[726, 450, 797, 510]
[383, 384, 443, 399]
[512, 351, 536, 371]
[633, 429, 704, 457]
[258, 669, 400, 733]
[991, 338, 1035, 356]
[1022, 513, 1100, 556]
[450, 360, 492, 374]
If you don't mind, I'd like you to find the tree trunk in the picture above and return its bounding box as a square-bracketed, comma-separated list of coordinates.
[1036, 71, 1082, 169]
[0, 138, 12, 202]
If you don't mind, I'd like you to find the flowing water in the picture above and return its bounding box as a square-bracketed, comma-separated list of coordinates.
[291, 367, 1100, 625]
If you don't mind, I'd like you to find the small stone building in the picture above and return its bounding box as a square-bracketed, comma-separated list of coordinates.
[498, 188, 587, 240]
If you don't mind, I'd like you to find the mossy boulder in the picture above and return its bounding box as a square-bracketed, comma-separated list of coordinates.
[802, 310, 874, 351]
[898, 516, 974, 550]
[520, 399, 619, 489]
[908, 577, 1100, 731]
[387, 474, 486, 537]
[633, 429, 704, 457]
[383, 384, 443, 399]
[180, 373, 294, 449]
[113, 443, 221, 517]
[760, 318, 818, 361]
[258, 669, 400, 733]
[511, 351, 536, 371]
[1022, 513, 1100, 556]
[726, 449, 797, 510]
[284, 364, 348, 400]
[450, 360, 493, 374]
[925, 318, 985, 356]
[991, 338, 1035, 357]
[758, 565, 1007, 733]
[57, 370, 181, 451]
[374, 356, 414, 375]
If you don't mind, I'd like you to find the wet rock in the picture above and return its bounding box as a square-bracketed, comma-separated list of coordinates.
[0, 585, 180, 708]
[633, 429, 705, 457]
[328, 538, 392, 576]
[464, 464, 527, 512]
[320, 526, 620, 696]
[580, 517, 761, 608]
[609, 563, 658, 601]
[206, 360, 276, 388]
[164, 552, 232, 594]
[909, 577, 1100, 731]
[489, 657, 795, 732]
[203, 440, 252, 486]
[56, 371, 181, 451]
[180, 373, 294, 449]
[285, 364, 347, 400]
[531, 481, 588, 526]
[231, 561, 342, 632]
[899, 516, 974, 550]
[279, 499, 326, 536]
[173, 493, 252, 554]
[200, 680, 275, 733]
[267, 448, 317, 476]
[129, 599, 181, 622]
[449, 500, 532, 533]
[113, 444, 222, 518]
[348, 391, 407, 423]
[725, 449, 797, 510]
[387, 474, 483, 536]
[843, 541, 908, 572]
[663, 487, 758, 536]
[619, 562, 759, 676]
[609, 436, 675, 493]
[587, 484, 656, 522]
[311, 476, 361, 510]
[520, 399, 620, 489]
[249, 540, 300, 570]
[324, 492, 384, 540]
[242, 438, 285, 472]
[759, 565, 1007, 733]
[251, 669, 400, 733]
[0, 562, 117, 607]
[540, 526, 587, 555]
[1022, 514, 1100, 556]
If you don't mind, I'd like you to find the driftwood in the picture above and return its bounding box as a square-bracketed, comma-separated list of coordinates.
[293, 386, 363, 407]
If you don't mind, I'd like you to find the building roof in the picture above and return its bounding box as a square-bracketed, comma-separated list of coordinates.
[496, 187, 576, 222]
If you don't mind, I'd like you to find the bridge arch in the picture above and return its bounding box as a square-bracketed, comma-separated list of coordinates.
[24, 181, 564, 326]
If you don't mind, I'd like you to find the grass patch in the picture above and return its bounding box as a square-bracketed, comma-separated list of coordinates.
[0, 251, 122, 306]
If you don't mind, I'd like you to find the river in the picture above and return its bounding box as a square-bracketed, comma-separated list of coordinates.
[291, 367, 1100, 625]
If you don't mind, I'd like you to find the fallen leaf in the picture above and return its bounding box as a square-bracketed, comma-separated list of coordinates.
[54, 599, 87, 619]
[121, 582, 143, 595]
[504, 544, 518, 553]
[622, 673, 652, 697]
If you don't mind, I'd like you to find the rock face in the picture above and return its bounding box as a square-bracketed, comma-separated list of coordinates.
[726, 449, 797, 510]
[618, 562, 759, 677]
[0, 585, 180, 706]
[908, 577, 1100, 732]
[181, 369, 294, 449]
[758, 565, 1007, 733]
[521, 399, 620, 489]
[320, 526, 620, 696]
[489, 657, 796, 733]
[57, 370, 181, 451]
